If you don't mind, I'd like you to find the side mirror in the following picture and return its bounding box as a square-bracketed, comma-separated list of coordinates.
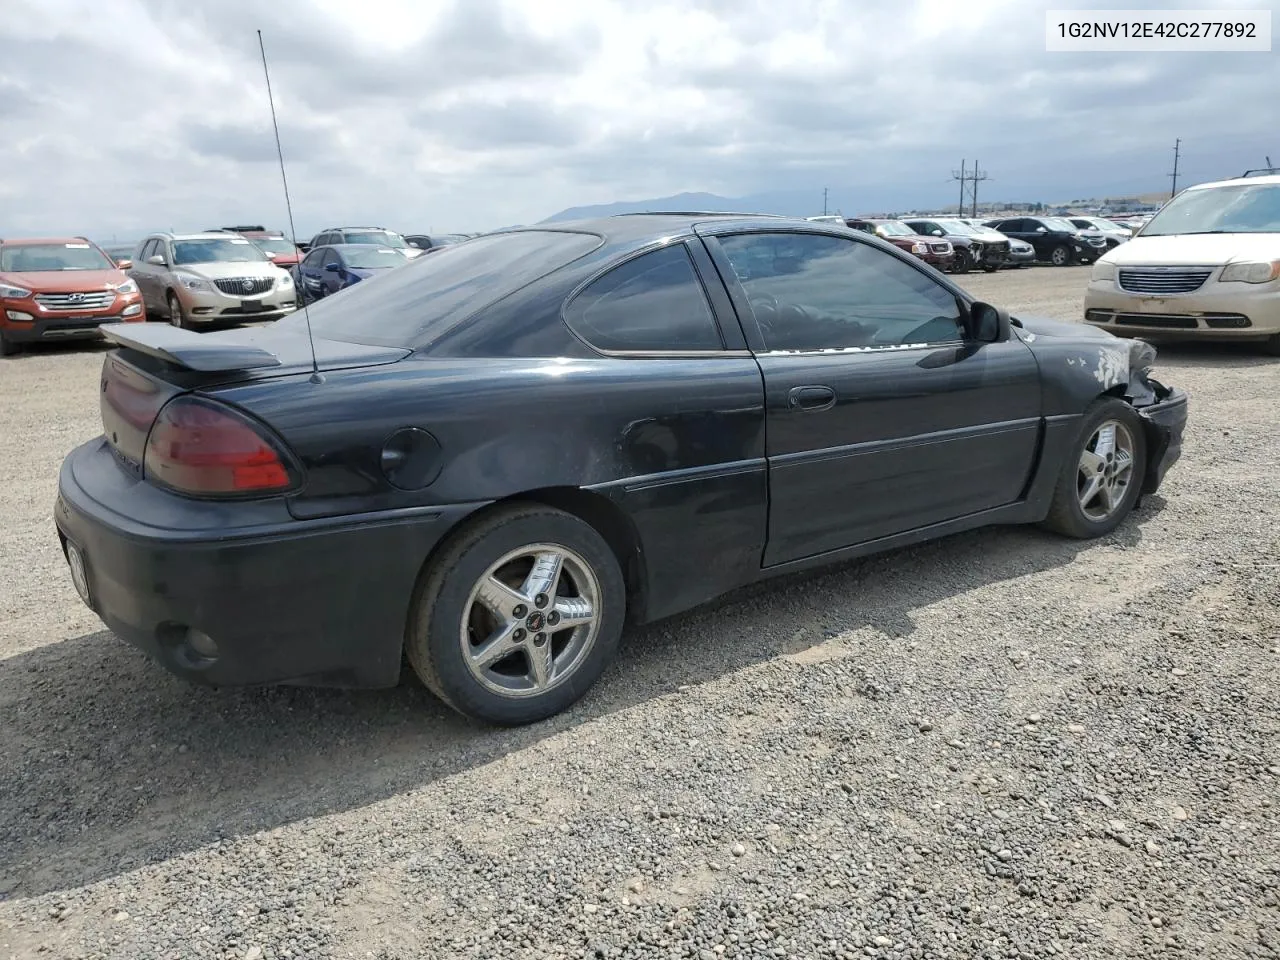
[931, 229, 944, 237]
[116, 259, 133, 271]
[967, 301, 1011, 343]
[1035, 226, 1047, 233]
[146, 254, 166, 266]
[324, 261, 341, 273]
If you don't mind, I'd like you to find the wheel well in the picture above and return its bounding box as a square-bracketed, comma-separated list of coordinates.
[515, 487, 648, 623]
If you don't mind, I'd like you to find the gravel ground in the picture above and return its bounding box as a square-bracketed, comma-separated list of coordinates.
[1, 265, 1277, 960]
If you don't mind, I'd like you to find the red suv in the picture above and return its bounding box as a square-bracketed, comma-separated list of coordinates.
[0, 237, 145, 356]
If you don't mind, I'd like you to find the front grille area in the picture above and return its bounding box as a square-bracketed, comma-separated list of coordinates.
[1118, 267, 1213, 295]
[1113, 314, 1199, 329]
[930, 243, 951, 254]
[34, 291, 115, 312]
[213, 276, 274, 296]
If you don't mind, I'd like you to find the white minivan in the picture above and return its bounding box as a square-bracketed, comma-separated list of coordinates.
[1083, 172, 1280, 355]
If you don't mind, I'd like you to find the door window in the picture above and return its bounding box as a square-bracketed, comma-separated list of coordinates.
[322, 249, 341, 268]
[564, 243, 723, 353]
[717, 232, 964, 351]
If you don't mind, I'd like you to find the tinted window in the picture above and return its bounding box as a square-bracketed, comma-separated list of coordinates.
[718, 232, 964, 351]
[277, 230, 603, 349]
[564, 244, 722, 353]
[322, 249, 340, 267]
[302, 249, 323, 268]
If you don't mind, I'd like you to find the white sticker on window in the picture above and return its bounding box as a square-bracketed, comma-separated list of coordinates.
[229, 238, 250, 244]
[65, 243, 91, 248]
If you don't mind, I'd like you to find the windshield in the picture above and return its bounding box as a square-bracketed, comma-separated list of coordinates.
[171, 238, 269, 265]
[1140, 183, 1280, 236]
[1042, 218, 1079, 232]
[344, 230, 408, 248]
[936, 219, 978, 235]
[343, 247, 408, 268]
[278, 230, 602, 348]
[251, 237, 298, 256]
[0, 242, 115, 272]
[874, 221, 915, 237]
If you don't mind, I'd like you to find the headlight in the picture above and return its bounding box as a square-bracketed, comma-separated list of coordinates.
[1219, 260, 1280, 284]
[113, 279, 138, 295]
[911, 242, 927, 255]
[277, 272, 293, 287]
[1091, 261, 1117, 282]
[0, 283, 32, 299]
[178, 275, 211, 292]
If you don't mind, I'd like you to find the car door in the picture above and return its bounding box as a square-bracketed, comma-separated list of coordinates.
[700, 228, 1043, 567]
[322, 249, 345, 295]
[133, 239, 164, 311]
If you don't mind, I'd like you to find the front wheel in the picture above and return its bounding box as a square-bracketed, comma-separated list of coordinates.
[0, 333, 18, 357]
[167, 292, 190, 329]
[405, 504, 626, 725]
[951, 248, 972, 274]
[1262, 334, 1280, 357]
[1041, 398, 1147, 539]
[982, 263, 999, 273]
[1050, 244, 1072, 267]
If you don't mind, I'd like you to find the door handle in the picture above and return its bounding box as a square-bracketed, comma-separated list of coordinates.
[788, 385, 836, 411]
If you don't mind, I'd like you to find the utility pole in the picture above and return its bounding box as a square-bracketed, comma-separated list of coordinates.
[970, 160, 988, 218]
[1169, 139, 1181, 198]
[823, 187, 828, 216]
[952, 160, 989, 217]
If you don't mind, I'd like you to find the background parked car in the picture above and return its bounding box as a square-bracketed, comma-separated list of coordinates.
[293, 244, 411, 303]
[129, 231, 297, 328]
[405, 234, 469, 254]
[1069, 216, 1132, 249]
[210, 226, 303, 268]
[1003, 237, 1037, 268]
[304, 227, 423, 258]
[904, 218, 1008, 273]
[0, 236, 144, 355]
[983, 216, 1101, 266]
[846, 218, 954, 271]
[100, 243, 138, 267]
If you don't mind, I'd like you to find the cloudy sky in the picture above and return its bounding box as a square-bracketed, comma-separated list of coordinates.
[1, 0, 1274, 240]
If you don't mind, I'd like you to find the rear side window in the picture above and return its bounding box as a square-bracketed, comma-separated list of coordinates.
[564, 244, 723, 353]
[280, 230, 603, 348]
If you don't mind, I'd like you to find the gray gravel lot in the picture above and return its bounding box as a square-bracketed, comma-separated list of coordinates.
[1, 264, 1278, 959]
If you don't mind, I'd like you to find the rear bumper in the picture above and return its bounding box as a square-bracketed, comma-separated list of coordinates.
[1137, 386, 1188, 495]
[54, 437, 484, 689]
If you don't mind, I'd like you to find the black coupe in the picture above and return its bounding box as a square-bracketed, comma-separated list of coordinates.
[55, 214, 1188, 725]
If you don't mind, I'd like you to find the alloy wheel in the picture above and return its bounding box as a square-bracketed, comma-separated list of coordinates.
[1077, 420, 1136, 522]
[459, 543, 601, 698]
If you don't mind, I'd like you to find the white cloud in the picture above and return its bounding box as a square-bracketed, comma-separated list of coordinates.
[0, 0, 1272, 240]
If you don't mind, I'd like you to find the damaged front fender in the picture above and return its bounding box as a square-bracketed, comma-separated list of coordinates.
[1015, 316, 1189, 495]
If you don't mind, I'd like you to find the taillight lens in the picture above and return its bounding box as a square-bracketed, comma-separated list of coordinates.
[144, 396, 300, 497]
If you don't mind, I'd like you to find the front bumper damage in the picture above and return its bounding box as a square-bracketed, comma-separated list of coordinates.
[1124, 340, 1187, 496]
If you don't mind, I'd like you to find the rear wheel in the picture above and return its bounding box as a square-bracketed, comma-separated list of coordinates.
[1263, 334, 1280, 357]
[1050, 244, 1072, 267]
[167, 292, 189, 329]
[405, 504, 626, 725]
[1041, 398, 1147, 538]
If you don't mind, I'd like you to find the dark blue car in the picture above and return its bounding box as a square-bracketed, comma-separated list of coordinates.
[292, 244, 408, 303]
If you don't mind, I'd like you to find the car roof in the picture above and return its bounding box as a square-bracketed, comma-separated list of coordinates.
[162, 232, 246, 241]
[492, 212, 819, 247]
[321, 243, 403, 253]
[1189, 172, 1280, 189]
[0, 236, 101, 246]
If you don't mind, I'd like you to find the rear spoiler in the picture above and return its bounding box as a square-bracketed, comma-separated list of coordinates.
[99, 323, 282, 372]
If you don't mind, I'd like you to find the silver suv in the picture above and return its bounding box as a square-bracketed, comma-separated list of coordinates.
[128, 232, 298, 328]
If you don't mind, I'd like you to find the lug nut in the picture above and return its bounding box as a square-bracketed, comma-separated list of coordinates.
[547, 611, 560, 626]
[534, 593, 548, 608]
[534, 633, 547, 646]
[512, 604, 527, 618]
[513, 628, 526, 641]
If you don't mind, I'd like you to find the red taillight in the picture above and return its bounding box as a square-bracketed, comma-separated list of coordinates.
[144, 396, 298, 496]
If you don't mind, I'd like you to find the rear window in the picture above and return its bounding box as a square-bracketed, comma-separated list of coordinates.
[280, 230, 603, 348]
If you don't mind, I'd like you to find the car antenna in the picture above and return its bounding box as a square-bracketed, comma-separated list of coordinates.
[257, 29, 322, 384]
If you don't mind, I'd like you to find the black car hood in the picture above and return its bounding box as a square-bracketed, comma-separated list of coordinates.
[1014, 314, 1116, 340]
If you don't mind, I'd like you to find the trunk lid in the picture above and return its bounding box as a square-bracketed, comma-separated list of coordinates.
[98, 323, 409, 476]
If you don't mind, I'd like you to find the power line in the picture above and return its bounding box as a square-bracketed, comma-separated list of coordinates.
[823, 186, 828, 216]
[1169, 138, 1181, 198]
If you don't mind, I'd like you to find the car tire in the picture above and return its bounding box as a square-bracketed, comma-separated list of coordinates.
[0, 333, 18, 357]
[405, 503, 627, 726]
[1262, 334, 1280, 357]
[951, 248, 972, 274]
[166, 292, 189, 330]
[982, 263, 999, 273]
[1050, 244, 1072, 267]
[1041, 398, 1148, 539]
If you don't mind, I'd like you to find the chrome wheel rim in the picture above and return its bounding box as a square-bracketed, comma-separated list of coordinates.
[1052, 247, 1068, 265]
[459, 543, 601, 699]
[168, 298, 183, 327]
[1077, 420, 1136, 522]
